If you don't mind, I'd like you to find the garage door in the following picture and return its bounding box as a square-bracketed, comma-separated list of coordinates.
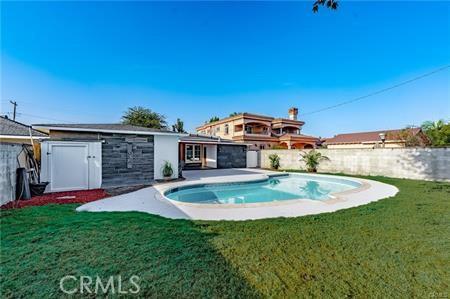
[41, 142, 102, 192]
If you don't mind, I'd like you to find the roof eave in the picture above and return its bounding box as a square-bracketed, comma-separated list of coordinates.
[179, 140, 247, 146]
[32, 125, 188, 137]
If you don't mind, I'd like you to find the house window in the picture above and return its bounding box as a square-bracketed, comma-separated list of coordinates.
[246, 126, 252, 134]
[186, 144, 201, 162]
[259, 144, 265, 150]
[224, 124, 229, 135]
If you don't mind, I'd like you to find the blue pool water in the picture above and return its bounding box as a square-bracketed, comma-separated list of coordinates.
[164, 174, 361, 204]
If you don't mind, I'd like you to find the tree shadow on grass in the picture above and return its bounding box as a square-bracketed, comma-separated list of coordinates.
[0, 205, 260, 298]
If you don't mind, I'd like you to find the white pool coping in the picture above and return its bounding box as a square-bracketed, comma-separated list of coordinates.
[76, 169, 399, 221]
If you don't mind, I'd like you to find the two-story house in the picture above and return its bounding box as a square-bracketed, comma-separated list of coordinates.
[196, 107, 318, 150]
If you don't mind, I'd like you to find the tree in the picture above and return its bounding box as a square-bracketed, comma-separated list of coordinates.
[172, 118, 186, 133]
[206, 116, 220, 123]
[122, 106, 167, 129]
[313, 0, 338, 13]
[300, 150, 330, 172]
[388, 128, 427, 147]
[229, 112, 241, 117]
[421, 120, 450, 146]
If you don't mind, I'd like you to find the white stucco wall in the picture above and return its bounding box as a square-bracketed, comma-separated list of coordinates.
[154, 135, 179, 180]
[261, 148, 450, 181]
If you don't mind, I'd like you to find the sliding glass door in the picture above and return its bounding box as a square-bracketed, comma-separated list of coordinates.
[185, 144, 201, 163]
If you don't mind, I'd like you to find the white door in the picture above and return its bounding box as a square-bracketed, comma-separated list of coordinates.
[51, 144, 88, 191]
[246, 150, 259, 168]
[41, 142, 102, 192]
[205, 144, 217, 168]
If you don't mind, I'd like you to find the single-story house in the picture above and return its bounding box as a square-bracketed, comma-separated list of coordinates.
[1, 116, 48, 145]
[179, 134, 248, 169]
[324, 128, 430, 149]
[32, 124, 187, 192]
[32, 125, 251, 193]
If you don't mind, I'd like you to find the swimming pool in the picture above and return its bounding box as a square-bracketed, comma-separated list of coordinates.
[164, 174, 362, 204]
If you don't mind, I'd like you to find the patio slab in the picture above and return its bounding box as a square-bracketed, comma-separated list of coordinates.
[76, 168, 398, 221]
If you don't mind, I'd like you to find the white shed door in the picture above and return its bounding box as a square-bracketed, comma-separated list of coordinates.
[51, 144, 89, 191]
[41, 142, 102, 192]
[246, 150, 259, 168]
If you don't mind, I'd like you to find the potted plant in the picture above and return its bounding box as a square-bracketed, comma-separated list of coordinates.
[162, 161, 173, 180]
[268, 154, 280, 170]
[299, 150, 329, 172]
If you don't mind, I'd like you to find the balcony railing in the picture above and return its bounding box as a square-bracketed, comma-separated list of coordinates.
[272, 130, 301, 136]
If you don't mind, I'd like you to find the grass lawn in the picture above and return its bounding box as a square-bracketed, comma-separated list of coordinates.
[1, 176, 449, 298]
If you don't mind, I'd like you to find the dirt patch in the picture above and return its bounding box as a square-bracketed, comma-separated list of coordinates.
[1, 189, 110, 210]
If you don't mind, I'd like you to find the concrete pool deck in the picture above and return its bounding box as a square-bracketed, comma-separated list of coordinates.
[76, 169, 399, 221]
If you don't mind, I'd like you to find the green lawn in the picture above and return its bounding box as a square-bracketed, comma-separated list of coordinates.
[1, 176, 449, 298]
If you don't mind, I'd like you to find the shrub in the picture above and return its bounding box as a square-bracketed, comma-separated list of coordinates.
[268, 154, 280, 170]
[162, 161, 173, 178]
[299, 150, 329, 172]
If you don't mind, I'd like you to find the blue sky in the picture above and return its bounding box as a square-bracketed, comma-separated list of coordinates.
[1, 1, 449, 137]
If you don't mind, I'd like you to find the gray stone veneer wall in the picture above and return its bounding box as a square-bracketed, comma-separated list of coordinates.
[261, 148, 450, 181]
[217, 145, 247, 168]
[101, 134, 154, 187]
[47, 131, 154, 187]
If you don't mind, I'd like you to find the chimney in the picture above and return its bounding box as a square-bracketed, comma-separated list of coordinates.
[288, 107, 298, 120]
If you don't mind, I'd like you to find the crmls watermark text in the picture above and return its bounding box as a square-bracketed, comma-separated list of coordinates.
[60, 275, 140, 295]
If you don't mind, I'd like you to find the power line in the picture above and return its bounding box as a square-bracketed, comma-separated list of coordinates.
[1, 100, 104, 123]
[300, 65, 450, 117]
[0, 99, 107, 118]
[5, 111, 74, 123]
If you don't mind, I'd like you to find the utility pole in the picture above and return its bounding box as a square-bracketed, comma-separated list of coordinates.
[10, 100, 17, 120]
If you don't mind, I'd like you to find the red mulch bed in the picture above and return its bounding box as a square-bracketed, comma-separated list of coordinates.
[1, 189, 110, 210]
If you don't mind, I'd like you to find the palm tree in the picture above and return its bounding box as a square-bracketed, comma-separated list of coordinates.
[122, 106, 167, 129]
[268, 154, 281, 170]
[172, 118, 186, 133]
[312, 0, 338, 13]
[421, 120, 450, 146]
[206, 116, 220, 123]
[299, 150, 330, 172]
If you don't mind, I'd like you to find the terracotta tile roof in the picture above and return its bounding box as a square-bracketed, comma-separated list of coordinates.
[325, 128, 422, 144]
[196, 113, 304, 129]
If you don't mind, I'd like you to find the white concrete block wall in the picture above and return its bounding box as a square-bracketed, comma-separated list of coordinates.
[261, 148, 450, 181]
[153, 135, 179, 180]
